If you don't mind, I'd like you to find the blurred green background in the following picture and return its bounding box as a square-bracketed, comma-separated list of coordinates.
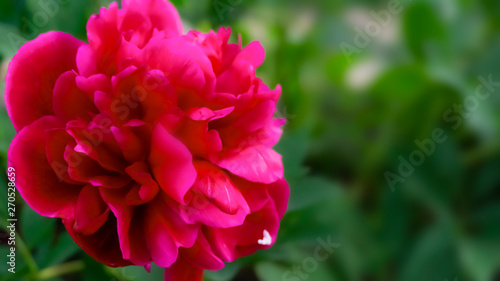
[1, 0, 500, 280]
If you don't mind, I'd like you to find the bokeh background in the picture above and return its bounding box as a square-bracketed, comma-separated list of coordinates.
[1, 0, 500, 280]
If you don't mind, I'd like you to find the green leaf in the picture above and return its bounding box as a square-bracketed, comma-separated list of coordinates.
[287, 176, 342, 212]
[0, 23, 21, 58]
[398, 222, 460, 281]
[459, 238, 500, 281]
[36, 232, 81, 268]
[254, 261, 288, 281]
[204, 262, 241, 281]
[403, 2, 448, 60]
[106, 262, 165, 281]
[20, 205, 55, 249]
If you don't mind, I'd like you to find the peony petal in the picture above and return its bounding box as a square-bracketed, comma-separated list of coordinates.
[73, 185, 110, 235]
[100, 187, 151, 266]
[236, 41, 265, 69]
[266, 178, 289, 219]
[145, 195, 198, 267]
[53, 71, 99, 122]
[8, 116, 81, 218]
[111, 125, 147, 163]
[64, 214, 132, 267]
[149, 124, 196, 204]
[163, 256, 204, 281]
[5, 31, 84, 131]
[123, 0, 183, 36]
[139, 37, 215, 92]
[181, 230, 224, 271]
[64, 144, 130, 188]
[75, 73, 113, 99]
[66, 114, 128, 173]
[45, 128, 82, 185]
[215, 146, 284, 184]
[124, 162, 160, 205]
[207, 200, 280, 262]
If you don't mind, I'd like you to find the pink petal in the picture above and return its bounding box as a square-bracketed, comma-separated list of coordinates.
[139, 37, 214, 91]
[215, 146, 284, 184]
[176, 161, 250, 228]
[207, 201, 280, 262]
[5, 31, 84, 131]
[236, 41, 265, 69]
[149, 124, 196, 204]
[145, 195, 198, 267]
[75, 73, 113, 99]
[123, 0, 183, 36]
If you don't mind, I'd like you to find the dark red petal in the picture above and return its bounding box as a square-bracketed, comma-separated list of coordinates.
[45, 128, 82, 185]
[65, 144, 129, 188]
[111, 126, 147, 163]
[63, 214, 132, 267]
[163, 257, 204, 281]
[5, 31, 84, 131]
[100, 188, 151, 266]
[181, 230, 224, 271]
[73, 185, 110, 235]
[125, 162, 159, 205]
[8, 116, 81, 218]
[53, 71, 98, 122]
[66, 115, 128, 172]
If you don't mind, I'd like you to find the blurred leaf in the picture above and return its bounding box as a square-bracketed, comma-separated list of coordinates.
[107, 262, 165, 281]
[20, 205, 55, 249]
[0, 23, 21, 58]
[459, 238, 500, 281]
[204, 262, 241, 281]
[82, 255, 117, 281]
[0, 107, 16, 158]
[35, 232, 81, 268]
[275, 128, 311, 182]
[254, 262, 286, 281]
[403, 2, 448, 60]
[288, 176, 342, 212]
[398, 222, 459, 281]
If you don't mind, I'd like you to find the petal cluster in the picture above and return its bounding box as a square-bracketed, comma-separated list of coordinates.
[6, 0, 288, 278]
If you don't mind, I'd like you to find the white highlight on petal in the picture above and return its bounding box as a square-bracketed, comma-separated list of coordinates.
[258, 229, 272, 246]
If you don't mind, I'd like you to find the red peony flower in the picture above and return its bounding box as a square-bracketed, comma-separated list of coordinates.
[6, 0, 288, 280]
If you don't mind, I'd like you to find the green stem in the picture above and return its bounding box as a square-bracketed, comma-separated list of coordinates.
[36, 260, 84, 280]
